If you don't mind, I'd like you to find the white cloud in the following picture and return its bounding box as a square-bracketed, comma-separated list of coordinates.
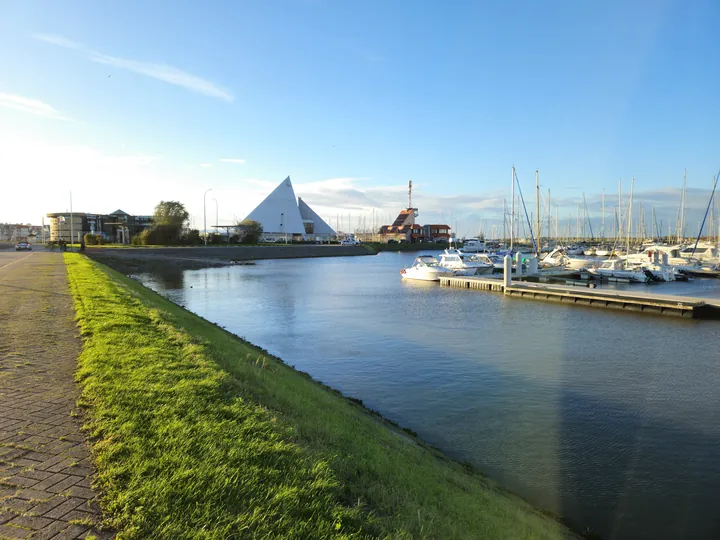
[34, 34, 234, 102]
[0, 93, 69, 120]
[219, 158, 246, 164]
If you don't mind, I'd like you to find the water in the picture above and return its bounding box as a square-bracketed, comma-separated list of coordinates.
[137, 252, 720, 540]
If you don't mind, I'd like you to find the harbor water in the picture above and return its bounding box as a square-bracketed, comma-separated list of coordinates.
[137, 251, 720, 540]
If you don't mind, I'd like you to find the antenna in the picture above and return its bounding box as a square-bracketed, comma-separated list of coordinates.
[408, 180, 412, 209]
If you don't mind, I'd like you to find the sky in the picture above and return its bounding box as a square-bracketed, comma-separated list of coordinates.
[1, 0, 719, 238]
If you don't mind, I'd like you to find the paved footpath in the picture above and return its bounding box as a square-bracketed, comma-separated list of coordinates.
[0, 252, 111, 540]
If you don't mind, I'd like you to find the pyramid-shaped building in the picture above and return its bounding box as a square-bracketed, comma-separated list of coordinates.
[244, 177, 336, 240]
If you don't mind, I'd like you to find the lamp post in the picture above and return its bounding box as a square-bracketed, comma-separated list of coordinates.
[280, 212, 284, 244]
[203, 188, 212, 246]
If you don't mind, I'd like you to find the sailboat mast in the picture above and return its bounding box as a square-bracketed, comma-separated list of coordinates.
[536, 170, 541, 256]
[547, 188, 551, 247]
[510, 166, 515, 251]
[679, 168, 687, 243]
[601, 189, 605, 240]
[618, 178, 623, 240]
[627, 178, 635, 254]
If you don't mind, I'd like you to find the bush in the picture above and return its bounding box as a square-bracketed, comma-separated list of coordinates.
[235, 220, 263, 245]
[183, 229, 202, 245]
[84, 233, 99, 245]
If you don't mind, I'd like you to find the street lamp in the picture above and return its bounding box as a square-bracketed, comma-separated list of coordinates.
[280, 212, 284, 244]
[203, 188, 212, 246]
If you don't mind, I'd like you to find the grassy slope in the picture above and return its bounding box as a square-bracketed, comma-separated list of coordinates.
[64, 253, 571, 539]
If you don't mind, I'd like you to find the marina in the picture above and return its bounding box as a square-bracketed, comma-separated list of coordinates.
[439, 274, 720, 319]
[136, 251, 720, 540]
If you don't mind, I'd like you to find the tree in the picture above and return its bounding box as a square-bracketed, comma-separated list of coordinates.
[144, 201, 189, 245]
[153, 201, 189, 227]
[234, 219, 263, 244]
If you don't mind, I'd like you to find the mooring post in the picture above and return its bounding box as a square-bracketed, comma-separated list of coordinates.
[528, 257, 538, 275]
[504, 255, 512, 287]
[515, 252, 523, 276]
[662, 253, 669, 266]
[653, 251, 659, 265]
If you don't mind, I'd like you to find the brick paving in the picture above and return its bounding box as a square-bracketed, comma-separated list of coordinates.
[0, 253, 111, 540]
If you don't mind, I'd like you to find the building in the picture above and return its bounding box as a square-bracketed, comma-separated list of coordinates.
[0, 224, 48, 244]
[422, 224, 452, 243]
[244, 177, 336, 241]
[377, 182, 451, 243]
[46, 210, 153, 243]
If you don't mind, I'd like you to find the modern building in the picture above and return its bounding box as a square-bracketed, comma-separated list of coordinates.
[244, 177, 336, 241]
[46, 210, 152, 243]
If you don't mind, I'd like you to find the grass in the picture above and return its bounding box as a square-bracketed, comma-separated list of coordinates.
[64, 253, 573, 540]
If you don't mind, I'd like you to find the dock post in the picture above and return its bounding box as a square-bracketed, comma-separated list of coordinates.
[653, 251, 659, 264]
[527, 257, 538, 275]
[515, 252, 523, 276]
[504, 255, 512, 287]
[662, 253, 669, 266]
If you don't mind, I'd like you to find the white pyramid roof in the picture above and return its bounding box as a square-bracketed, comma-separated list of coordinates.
[245, 177, 306, 236]
[298, 197, 336, 236]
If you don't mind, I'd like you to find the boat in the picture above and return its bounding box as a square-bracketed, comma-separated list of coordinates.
[541, 248, 599, 271]
[438, 249, 494, 276]
[583, 247, 596, 256]
[564, 244, 585, 256]
[595, 247, 611, 257]
[460, 238, 486, 253]
[679, 243, 720, 266]
[625, 245, 701, 273]
[400, 255, 453, 281]
[588, 259, 649, 283]
[469, 253, 506, 272]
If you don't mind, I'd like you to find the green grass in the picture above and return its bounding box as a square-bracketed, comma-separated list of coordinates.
[64, 253, 573, 539]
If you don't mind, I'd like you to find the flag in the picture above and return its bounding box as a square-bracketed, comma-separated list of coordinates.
[59, 216, 66, 222]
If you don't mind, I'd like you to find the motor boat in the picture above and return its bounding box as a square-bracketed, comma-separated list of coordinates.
[460, 238, 486, 253]
[564, 244, 585, 256]
[588, 259, 649, 283]
[679, 243, 720, 266]
[583, 247, 596, 256]
[400, 255, 454, 281]
[438, 249, 494, 276]
[469, 253, 506, 272]
[625, 245, 701, 273]
[595, 247, 611, 257]
[623, 259, 675, 282]
[541, 248, 599, 271]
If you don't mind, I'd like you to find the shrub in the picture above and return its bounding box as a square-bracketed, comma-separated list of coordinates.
[83, 233, 99, 245]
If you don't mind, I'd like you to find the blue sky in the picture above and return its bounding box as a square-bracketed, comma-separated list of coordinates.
[1, 0, 718, 237]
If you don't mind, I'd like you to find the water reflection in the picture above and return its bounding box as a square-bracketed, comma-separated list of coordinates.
[136, 252, 720, 540]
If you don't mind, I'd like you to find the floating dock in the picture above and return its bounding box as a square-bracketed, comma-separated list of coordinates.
[439, 276, 720, 319]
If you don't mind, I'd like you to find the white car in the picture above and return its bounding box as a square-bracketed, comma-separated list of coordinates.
[340, 239, 361, 245]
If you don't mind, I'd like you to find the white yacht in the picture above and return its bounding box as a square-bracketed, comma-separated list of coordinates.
[541, 248, 599, 271]
[469, 253, 505, 271]
[459, 238, 486, 253]
[625, 245, 701, 272]
[588, 259, 649, 283]
[400, 255, 454, 282]
[679, 243, 720, 266]
[438, 249, 494, 276]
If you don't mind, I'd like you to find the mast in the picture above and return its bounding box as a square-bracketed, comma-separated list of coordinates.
[618, 178, 623, 240]
[601, 188, 605, 240]
[651, 204, 656, 241]
[576, 203, 580, 242]
[503, 199, 507, 246]
[547, 188, 551, 247]
[679, 168, 687, 243]
[555, 205, 559, 241]
[510, 166, 515, 251]
[535, 170, 541, 256]
[627, 177, 635, 255]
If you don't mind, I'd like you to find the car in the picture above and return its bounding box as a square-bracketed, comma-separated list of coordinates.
[387, 239, 398, 244]
[15, 242, 32, 251]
